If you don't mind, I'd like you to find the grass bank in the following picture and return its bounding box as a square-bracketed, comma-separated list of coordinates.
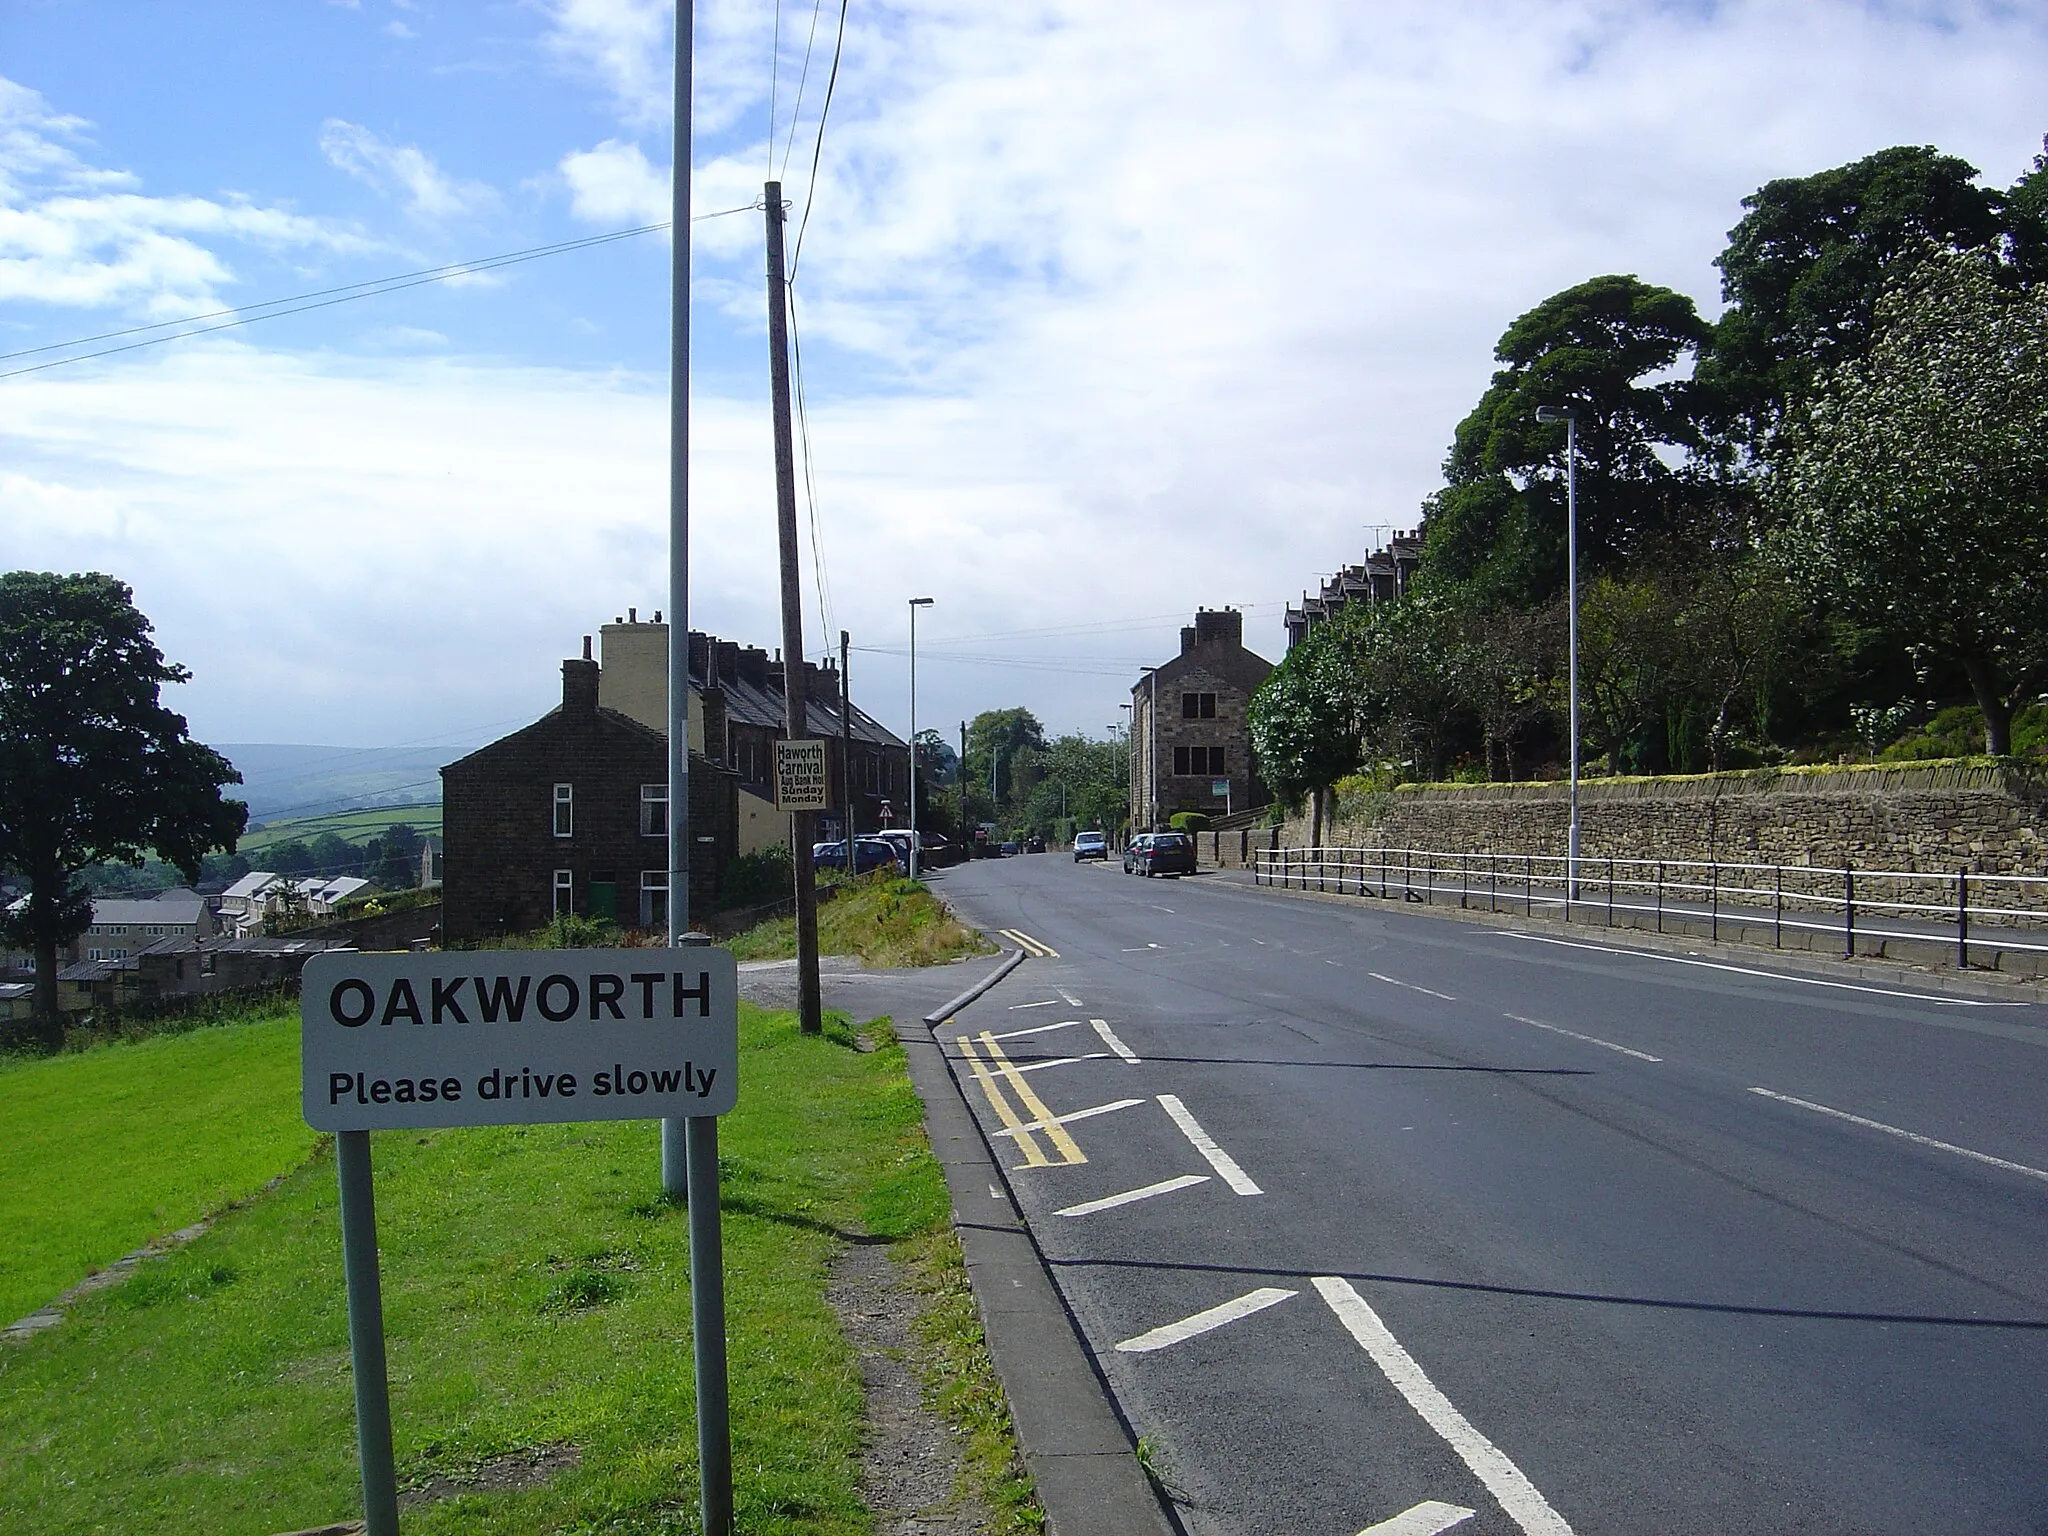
[0, 1003, 1035, 1534]
[0, 1007, 316, 1325]
[728, 875, 994, 968]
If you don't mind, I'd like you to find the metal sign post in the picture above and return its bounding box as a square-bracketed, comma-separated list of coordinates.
[303, 948, 740, 1535]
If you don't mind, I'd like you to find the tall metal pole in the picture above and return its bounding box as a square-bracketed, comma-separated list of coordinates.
[960, 720, 969, 854]
[764, 179, 823, 1036]
[687, 1104, 731, 1536]
[661, 0, 696, 1205]
[840, 631, 854, 873]
[907, 597, 933, 877]
[1566, 414, 1581, 904]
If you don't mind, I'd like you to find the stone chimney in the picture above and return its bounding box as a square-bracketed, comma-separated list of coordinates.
[562, 655, 600, 714]
[1180, 606, 1243, 653]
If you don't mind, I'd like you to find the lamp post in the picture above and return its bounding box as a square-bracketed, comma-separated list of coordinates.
[1535, 404, 1580, 907]
[907, 597, 934, 878]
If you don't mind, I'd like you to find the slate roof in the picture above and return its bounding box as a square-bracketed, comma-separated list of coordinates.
[89, 894, 208, 928]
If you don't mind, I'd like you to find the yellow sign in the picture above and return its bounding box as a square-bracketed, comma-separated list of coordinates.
[775, 738, 829, 810]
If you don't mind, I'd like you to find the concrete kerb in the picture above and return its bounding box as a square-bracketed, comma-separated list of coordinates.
[1213, 863, 2048, 1006]
[901, 950, 1180, 1536]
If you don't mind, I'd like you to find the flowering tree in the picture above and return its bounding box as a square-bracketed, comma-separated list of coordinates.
[1769, 248, 2048, 754]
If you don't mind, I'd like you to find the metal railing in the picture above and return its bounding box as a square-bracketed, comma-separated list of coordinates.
[1251, 846, 2048, 971]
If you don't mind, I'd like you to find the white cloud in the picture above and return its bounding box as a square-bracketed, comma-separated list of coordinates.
[559, 139, 669, 225]
[319, 119, 498, 221]
[0, 77, 370, 313]
[543, 0, 674, 129]
[385, 20, 416, 40]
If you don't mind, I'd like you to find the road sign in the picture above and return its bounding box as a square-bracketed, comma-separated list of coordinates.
[303, 950, 739, 1130]
[775, 738, 829, 810]
[304, 945, 741, 1536]
[1212, 779, 1229, 797]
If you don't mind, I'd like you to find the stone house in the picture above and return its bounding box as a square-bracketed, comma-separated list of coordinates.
[1130, 608, 1274, 828]
[3, 888, 218, 975]
[597, 614, 910, 856]
[440, 649, 741, 943]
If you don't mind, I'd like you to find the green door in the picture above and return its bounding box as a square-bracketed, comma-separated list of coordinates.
[587, 880, 617, 921]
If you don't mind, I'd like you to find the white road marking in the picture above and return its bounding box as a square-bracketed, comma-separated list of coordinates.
[992, 1098, 1146, 1138]
[1056, 1174, 1210, 1217]
[985, 1019, 1080, 1041]
[1251, 937, 1267, 945]
[989, 1185, 1005, 1200]
[1153, 904, 1177, 913]
[1748, 1087, 2048, 1183]
[1058, 988, 1083, 1006]
[1091, 1019, 1141, 1063]
[1370, 971, 1458, 1002]
[1006, 999, 1059, 1010]
[1315, 1278, 1576, 1536]
[1358, 1502, 1477, 1536]
[1499, 931, 2022, 1006]
[1505, 1013, 1662, 1062]
[1158, 1094, 1262, 1194]
[1006, 1052, 1110, 1074]
[1120, 942, 1166, 951]
[1114, 1287, 1297, 1353]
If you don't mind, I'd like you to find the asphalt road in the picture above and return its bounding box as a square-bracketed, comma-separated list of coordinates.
[923, 852, 2048, 1536]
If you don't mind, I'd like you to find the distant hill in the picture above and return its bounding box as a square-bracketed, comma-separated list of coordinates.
[214, 743, 453, 825]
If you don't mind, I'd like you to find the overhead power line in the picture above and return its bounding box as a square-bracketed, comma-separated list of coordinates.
[1, 206, 759, 382]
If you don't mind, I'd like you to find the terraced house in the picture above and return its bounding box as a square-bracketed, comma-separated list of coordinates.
[1130, 607, 1274, 829]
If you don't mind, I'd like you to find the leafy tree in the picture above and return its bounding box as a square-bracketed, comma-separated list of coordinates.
[1703, 145, 2005, 453]
[2007, 137, 2048, 284]
[369, 823, 423, 890]
[1424, 274, 1715, 608]
[1768, 246, 2048, 753]
[309, 831, 355, 875]
[0, 573, 246, 1044]
[963, 709, 1046, 815]
[270, 838, 317, 877]
[1452, 603, 1563, 781]
[1249, 629, 1360, 842]
[1021, 733, 1126, 838]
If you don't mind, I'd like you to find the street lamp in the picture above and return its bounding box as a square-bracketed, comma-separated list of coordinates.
[907, 597, 934, 879]
[1138, 665, 1159, 832]
[1535, 404, 1580, 907]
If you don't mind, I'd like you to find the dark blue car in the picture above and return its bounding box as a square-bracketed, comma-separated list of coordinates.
[813, 837, 901, 875]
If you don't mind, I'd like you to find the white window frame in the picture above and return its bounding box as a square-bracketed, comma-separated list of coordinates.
[553, 782, 574, 837]
[641, 782, 668, 837]
[641, 869, 669, 930]
[552, 869, 574, 916]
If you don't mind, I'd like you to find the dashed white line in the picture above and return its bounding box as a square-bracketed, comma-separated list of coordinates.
[992, 1098, 1146, 1138]
[1315, 1278, 1576, 1536]
[1358, 1502, 1477, 1536]
[1006, 999, 1059, 1011]
[1091, 1019, 1140, 1063]
[1505, 1014, 1662, 1062]
[1748, 1087, 2048, 1183]
[1114, 1287, 1297, 1353]
[1158, 1094, 1262, 1195]
[1499, 931, 2021, 1007]
[1370, 971, 1458, 1002]
[1057, 988, 1083, 1006]
[985, 1019, 1079, 1041]
[1055, 1174, 1210, 1217]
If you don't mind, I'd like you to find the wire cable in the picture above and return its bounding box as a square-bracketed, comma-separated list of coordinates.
[779, 0, 830, 178]
[1, 208, 759, 382]
[787, 0, 850, 282]
[787, 283, 836, 649]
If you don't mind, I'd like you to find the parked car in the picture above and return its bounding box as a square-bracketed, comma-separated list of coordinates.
[1025, 835, 1047, 853]
[812, 837, 900, 874]
[1125, 832, 1195, 877]
[1073, 831, 1109, 862]
[999, 841, 1019, 856]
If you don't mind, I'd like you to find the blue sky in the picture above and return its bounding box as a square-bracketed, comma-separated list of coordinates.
[3, 0, 2046, 766]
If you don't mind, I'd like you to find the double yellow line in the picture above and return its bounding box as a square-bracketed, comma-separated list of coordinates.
[999, 927, 1059, 958]
[952, 1026, 1086, 1167]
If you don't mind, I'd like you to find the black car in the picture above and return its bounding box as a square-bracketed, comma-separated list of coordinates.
[1124, 832, 1196, 877]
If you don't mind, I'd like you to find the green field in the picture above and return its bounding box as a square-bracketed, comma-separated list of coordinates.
[240, 801, 443, 854]
[0, 1012, 320, 1325]
[0, 1002, 1031, 1534]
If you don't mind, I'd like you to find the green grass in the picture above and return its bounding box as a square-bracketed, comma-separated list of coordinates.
[728, 876, 996, 968]
[0, 1003, 1034, 1534]
[0, 1010, 318, 1325]
[241, 801, 443, 853]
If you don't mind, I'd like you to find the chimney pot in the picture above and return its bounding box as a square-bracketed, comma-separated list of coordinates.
[653, 610, 662, 623]
[629, 606, 637, 623]
[582, 635, 593, 660]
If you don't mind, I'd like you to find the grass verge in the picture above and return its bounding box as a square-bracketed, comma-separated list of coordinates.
[0, 1005, 317, 1325]
[0, 1002, 1033, 1535]
[727, 875, 995, 968]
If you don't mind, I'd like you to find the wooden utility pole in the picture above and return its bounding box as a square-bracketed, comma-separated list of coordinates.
[764, 179, 822, 1035]
[960, 720, 969, 857]
[840, 630, 854, 871]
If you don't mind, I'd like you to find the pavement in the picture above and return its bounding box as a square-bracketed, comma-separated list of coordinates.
[899, 852, 2048, 1536]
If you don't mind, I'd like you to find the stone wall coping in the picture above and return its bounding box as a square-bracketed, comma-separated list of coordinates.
[1370, 758, 2043, 804]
